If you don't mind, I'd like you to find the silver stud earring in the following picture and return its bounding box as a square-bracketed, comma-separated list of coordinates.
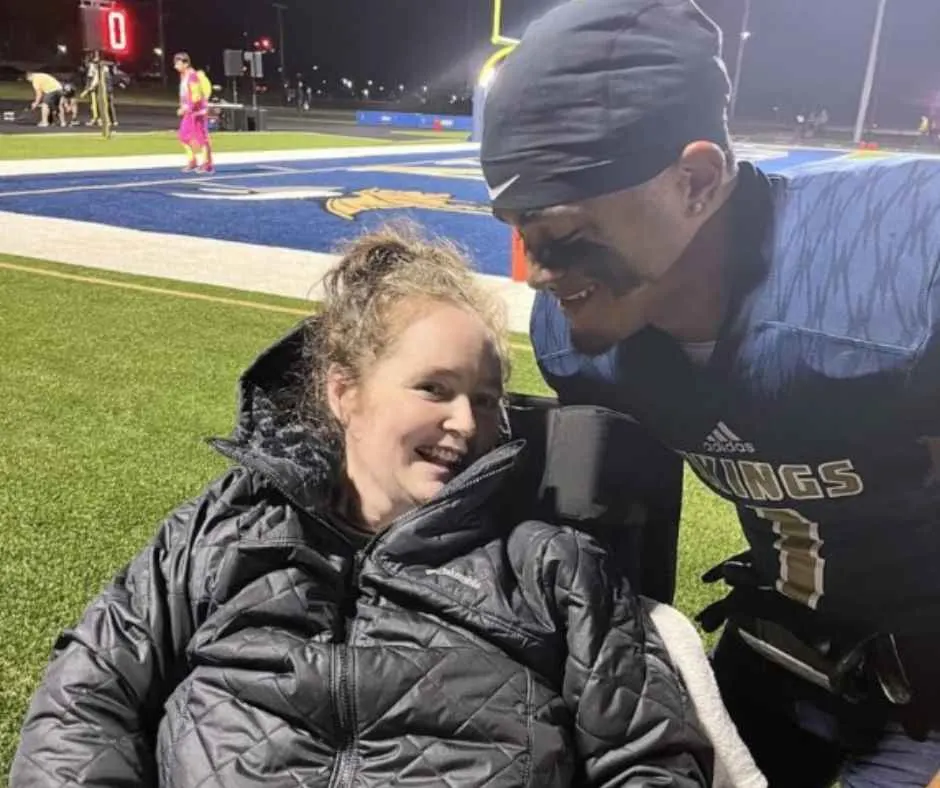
[691, 201, 705, 216]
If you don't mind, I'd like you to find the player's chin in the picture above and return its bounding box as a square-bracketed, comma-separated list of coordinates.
[568, 326, 620, 356]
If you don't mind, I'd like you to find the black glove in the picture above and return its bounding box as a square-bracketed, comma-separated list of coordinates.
[696, 551, 821, 637]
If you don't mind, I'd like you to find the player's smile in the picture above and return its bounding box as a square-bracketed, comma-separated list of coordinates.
[557, 282, 597, 303]
[518, 227, 650, 352]
[556, 282, 598, 315]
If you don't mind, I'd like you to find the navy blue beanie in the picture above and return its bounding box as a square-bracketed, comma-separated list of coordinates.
[480, 0, 732, 212]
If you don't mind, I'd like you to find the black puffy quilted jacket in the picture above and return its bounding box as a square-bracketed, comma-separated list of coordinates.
[12, 328, 712, 787]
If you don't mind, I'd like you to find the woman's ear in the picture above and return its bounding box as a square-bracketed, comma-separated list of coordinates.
[326, 364, 356, 427]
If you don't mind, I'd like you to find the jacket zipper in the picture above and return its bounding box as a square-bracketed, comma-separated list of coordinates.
[330, 551, 364, 787]
[214, 438, 519, 784]
[330, 645, 355, 786]
[324, 467, 513, 785]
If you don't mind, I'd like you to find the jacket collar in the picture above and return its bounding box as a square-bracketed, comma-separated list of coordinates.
[372, 439, 526, 563]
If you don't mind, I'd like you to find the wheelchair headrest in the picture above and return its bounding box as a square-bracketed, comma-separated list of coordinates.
[505, 393, 650, 528]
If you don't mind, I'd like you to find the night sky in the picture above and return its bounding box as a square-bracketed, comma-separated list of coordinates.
[2, 0, 939, 126]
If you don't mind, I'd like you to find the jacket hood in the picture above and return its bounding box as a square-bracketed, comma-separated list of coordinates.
[211, 322, 524, 524]
[211, 322, 338, 512]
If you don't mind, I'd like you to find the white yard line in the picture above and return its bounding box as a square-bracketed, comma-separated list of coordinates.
[255, 164, 306, 173]
[0, 157, 464, 198]
[0, 142, 478, 177]
[0, 209, 535, 333]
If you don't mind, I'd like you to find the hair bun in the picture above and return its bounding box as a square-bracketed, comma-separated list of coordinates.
[327, 222, 421, 300]
[348, 239, 406, 285]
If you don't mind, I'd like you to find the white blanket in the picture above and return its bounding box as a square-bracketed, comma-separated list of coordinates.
[644, 600, 768, 788]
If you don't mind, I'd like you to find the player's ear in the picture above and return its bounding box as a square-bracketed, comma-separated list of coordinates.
[677, 141, 727, 214]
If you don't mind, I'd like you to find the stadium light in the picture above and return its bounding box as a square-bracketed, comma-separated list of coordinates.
[853, 0, 888, 143]
[57, 44, 68, 55]
[729, 0, 751, 120]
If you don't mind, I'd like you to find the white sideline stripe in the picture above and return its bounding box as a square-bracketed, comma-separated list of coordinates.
[0, 157, 461, 198]
[0, 210, 536, 333]
[0, 142, 480, 178]
[255, 164, 304, 173]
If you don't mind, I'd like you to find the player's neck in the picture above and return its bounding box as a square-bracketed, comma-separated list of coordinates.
[650, 177, 738, 344]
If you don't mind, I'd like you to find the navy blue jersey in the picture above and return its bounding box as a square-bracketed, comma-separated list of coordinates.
[531, 156, 940, 634]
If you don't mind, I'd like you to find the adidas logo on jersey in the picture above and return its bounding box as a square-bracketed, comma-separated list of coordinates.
[702, 422, 755, 454]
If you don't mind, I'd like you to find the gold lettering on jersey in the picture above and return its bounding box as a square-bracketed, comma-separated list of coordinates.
[681, 453, 865, 503]
[738, 461, 785, 501]
[685, 454, 732, 496]
[720, 458, 749, 498]
[818, 460, 865, 498]
[779, 464, 824, 500]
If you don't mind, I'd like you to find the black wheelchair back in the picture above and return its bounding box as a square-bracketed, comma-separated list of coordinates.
[504, 393, 682, 605]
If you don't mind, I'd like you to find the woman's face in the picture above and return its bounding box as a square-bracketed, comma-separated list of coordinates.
[329, 300, 504, 531]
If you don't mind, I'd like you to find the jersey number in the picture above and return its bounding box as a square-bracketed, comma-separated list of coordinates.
[751, 507, 825, 609]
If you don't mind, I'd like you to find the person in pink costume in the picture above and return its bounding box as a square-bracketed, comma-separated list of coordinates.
[174, 52, 213, 174]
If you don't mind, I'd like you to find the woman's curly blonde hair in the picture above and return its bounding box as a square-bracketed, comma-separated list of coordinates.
[302, 221, 510, 444]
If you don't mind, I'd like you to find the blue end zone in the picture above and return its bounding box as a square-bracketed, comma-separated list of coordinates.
[0, 145, 859, 278]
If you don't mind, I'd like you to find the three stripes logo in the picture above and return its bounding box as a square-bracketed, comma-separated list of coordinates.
[702, 422, 756, 454]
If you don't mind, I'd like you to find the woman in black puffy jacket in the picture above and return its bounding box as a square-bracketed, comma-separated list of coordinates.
[13, 224, 713, 787]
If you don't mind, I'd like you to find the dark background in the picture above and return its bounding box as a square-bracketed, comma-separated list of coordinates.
[1, 0, 937, 126]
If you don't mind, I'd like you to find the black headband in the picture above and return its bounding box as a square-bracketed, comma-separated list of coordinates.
[481, 0, 731, 212]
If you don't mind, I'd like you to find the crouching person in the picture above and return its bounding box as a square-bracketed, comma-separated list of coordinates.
[12, 223, 713, 787]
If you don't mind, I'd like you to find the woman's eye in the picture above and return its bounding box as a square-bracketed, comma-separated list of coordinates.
[417, 382, 448, 399]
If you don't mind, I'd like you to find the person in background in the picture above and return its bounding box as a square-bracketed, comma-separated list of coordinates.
[811, 105, 829, 137]
[59, 76, 80, 127]
[295, 72, 306, 112]
[103, 60, 119, 127]
[81, 52, 117, 128]
[25, 71, 63, 128]
[80, 53, 99, 126]
[918, 115, 937, 149]
[11, 223, 716, 787]
[174, 52, 214, 174]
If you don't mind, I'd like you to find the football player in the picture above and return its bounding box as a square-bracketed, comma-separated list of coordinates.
[480, 0, 940, 785]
